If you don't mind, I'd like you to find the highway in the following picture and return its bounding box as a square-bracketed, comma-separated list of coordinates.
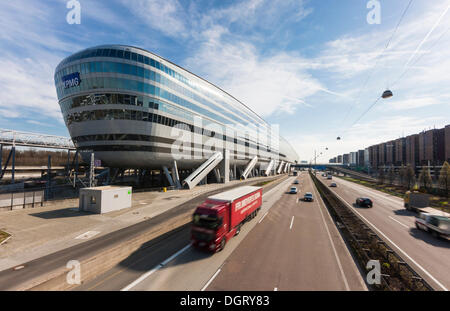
[78, 172, 366, 291]
[317, 174, 450, 291]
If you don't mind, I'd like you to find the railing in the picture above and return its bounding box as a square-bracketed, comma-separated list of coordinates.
[0, 189, 44, 210]
[0, 128, 75, 150]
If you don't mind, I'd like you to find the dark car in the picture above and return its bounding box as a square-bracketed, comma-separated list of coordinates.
[293, 180, 299, 184]
[304, 192, 313, 202]
[356, 197, 373, 208]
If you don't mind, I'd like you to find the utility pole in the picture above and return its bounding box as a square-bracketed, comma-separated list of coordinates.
[89, 153, 95, 188]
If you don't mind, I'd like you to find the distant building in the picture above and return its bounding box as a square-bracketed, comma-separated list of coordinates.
[418, 128, 445, 166]
[446, 125, 450, 163]
[394, 137, 406, 166]
[385, 140, 395, 166]
[343, 153, 350, 165]
[364, 148, 369, 167]
[358, 150, 365, 167]
[406, 134, 419, 168]
[350, 152, 358, 166]
[337, 155, 343, 164]
[369, 145, 378, 169]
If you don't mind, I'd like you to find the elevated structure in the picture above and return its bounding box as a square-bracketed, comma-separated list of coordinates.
[0, 129, 75, 150]
[54, 45, 299, 188]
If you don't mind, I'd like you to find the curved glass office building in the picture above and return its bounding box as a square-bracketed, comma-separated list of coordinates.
[54, 45, 299, 171]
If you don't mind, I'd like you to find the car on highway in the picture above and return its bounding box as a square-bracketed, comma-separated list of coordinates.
[356, 197, 373, 208]
[330, 182, 337, 187]
[415, 212, 450, 239]
[303, 192, 313, 202]
[289, 187, 298, 194]
[293, 180, 299, 184]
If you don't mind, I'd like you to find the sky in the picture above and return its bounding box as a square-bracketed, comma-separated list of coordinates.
[0, 0, 449, 162]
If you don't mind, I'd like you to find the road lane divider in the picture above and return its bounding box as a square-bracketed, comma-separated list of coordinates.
[328, 186, 446, 291]
[201, 268, 222, 291]
[388, 216, 409, 229]
[311, 173, 439, 291]
[310, 181, 350, 291]
[121, 244, 191, 291]
[258, 212, 269, 224]
[289, 216, 294, 230]
[2, 175, 288, 291]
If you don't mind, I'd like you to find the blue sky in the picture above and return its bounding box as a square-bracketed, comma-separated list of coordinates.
[0, 0, 449, 161]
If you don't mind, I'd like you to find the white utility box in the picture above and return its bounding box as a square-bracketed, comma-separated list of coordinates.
[79, 186, 132, 214]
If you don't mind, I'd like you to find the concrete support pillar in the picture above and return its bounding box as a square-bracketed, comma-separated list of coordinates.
[172, 160, 181, 189]
[214, 168, 221, 183]
[162, 166, 175, 187]
[220, 149, 230, 184]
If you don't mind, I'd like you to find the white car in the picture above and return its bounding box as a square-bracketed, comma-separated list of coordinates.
[289, 187, 298, 194]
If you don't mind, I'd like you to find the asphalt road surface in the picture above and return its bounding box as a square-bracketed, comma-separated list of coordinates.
[81, 172, 366, 291]
[0, 176, 283, 290]
[318, 175, 450, 291]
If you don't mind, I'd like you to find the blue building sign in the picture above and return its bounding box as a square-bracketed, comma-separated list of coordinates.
[62, 72, 81, 88]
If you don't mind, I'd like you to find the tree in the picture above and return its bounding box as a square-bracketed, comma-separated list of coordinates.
[399, 165, 405, 186]
[404, 165, 415, 190]
[387, 166, 396, 185]
[418, 166, 432, 191]
[378, 168, 386, 184]
[439, 161, 450, 198]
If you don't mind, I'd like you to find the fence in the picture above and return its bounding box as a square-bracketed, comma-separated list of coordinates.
[0, 190, 44, 210]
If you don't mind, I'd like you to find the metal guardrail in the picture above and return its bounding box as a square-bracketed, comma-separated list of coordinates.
[310, 172, 433, 291]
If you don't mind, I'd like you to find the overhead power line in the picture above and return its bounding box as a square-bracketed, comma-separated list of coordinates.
[337, 0, 414, 136]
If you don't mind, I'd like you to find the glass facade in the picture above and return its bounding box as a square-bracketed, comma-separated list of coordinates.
[55, 45, 298, 163]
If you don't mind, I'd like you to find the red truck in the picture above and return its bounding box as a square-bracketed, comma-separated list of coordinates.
[191, 186, 263, 252]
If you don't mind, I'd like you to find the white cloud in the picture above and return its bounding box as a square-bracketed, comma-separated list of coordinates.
[184, 38, 323, 117]
[382, 97, 440, 111]
[0, 57, 62, 122]
[122, 0, 189, 38]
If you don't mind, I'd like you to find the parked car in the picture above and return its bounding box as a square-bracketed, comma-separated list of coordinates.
[304, 192, 314, 202]
[415, 212, 450, 239]
[330, 182, 337, 187]
[356, 197, 373, 208]
[289, 187, 298, 194]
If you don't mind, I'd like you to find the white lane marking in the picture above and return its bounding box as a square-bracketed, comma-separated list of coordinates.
[289, 216, 294, 230]
[123, 177, 292, 292]
[75, 231, 100, 240]
[274, 287, 278, 291]
[389, 216, 409, 229]
[258, 176, 295, 225]
[327, 185, 448, 291]
[259, 212, 269, 223]
[121, 244, 191, 291]
[311, 180, 350, 291]
[201, 268, 221, 291]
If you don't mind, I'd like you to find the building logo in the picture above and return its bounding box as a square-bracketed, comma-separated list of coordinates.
[62, 72, 81, 89]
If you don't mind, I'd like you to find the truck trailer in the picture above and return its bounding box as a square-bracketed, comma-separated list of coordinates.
[404, 191, 430, 212]
[191, 186, 263, 252]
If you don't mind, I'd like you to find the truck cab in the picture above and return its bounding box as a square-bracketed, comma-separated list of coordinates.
[191, 186, 262, 253]
[191, 201, 229, 252]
